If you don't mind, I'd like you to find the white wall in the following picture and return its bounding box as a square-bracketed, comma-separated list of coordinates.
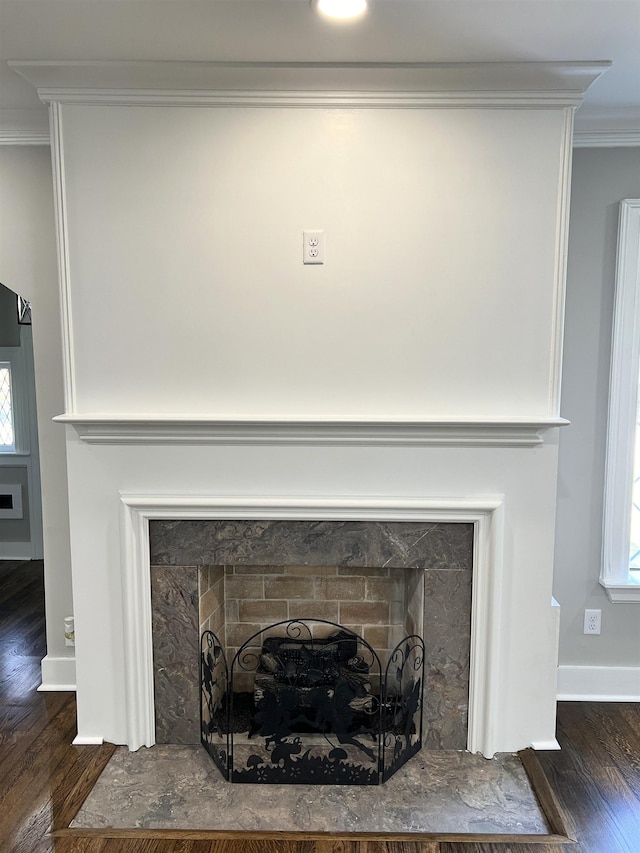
[0, 146, 75, 687]
[60, 104, 565, 419]
[555, 147, 640, 696]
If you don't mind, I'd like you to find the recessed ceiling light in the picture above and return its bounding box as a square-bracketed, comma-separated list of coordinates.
[314, 0, 368, 20]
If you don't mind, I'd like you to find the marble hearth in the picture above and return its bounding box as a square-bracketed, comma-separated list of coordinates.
[149, 518, 473, 751]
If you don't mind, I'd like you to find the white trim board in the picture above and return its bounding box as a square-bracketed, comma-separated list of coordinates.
[119, 494, 505, 758]
[0, 129, 50, 146]
[0, 541, 33, 560]
[557, 665, 640, 701]
[54, 414, 569, 447]
[38, 654, 76, 692]
[573, 130, 640, 148]
[9, 60, 609, 108]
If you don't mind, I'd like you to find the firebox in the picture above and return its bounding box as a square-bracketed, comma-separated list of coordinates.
[200, 619, 424, 784]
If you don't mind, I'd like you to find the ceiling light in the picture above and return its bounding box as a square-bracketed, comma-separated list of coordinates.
[314, 0, 368, 20]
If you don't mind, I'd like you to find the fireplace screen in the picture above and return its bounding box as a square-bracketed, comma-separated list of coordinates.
[200, 619, 424, 784]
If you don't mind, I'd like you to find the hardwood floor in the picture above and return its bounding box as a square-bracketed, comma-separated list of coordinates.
[1, 560, 639, 853]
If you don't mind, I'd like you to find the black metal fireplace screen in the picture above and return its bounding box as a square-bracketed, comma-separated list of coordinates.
[200, 619, 424, 785]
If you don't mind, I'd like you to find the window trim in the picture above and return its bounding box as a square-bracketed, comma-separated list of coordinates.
[0, 361, 16, 452]
[601, 199, 640, 602]
[0, 346, 30, 456]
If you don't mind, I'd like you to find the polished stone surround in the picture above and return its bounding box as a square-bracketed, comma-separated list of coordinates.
[71, 745, 548, 835]
[150, 519, 473, 750]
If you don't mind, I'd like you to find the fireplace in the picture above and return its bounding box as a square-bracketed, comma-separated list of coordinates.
[149, 517, 469, 760]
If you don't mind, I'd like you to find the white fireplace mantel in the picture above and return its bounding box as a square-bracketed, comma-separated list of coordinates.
[37, 59, 571, 758]
[54, 414, 569, 447]
[118, 494, 507, 758]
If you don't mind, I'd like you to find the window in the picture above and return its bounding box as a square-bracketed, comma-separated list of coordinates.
[0, 363, 15, 451]
[602, 199, 640, 602]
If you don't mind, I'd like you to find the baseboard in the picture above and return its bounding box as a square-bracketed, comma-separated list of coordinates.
[0, 541, 34, 560]
[72, 735, 104, 745]
[530, 739, 561, 751]
[38, 654, 76, 691]
[557, 665, 640, 701]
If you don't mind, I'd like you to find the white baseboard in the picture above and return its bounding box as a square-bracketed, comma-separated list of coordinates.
[557, 665, 640, 701]
[0, 541, 33, 560]
[72, 735, 104, 745]
[38, 654, 76, 691]
[530, 739, 561, 751]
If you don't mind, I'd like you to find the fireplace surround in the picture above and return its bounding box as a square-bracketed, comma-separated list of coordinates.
[118, 494, 507, 757]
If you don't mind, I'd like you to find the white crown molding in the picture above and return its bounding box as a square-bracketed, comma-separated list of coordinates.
[8, 60, 609, 108]
[573, 130, 640, 148]
[119, 493, 505, 756]
[0, 129, 50, 146]
[53, 414, 569, 447]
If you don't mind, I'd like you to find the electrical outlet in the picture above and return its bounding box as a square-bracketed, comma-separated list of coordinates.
[303, 230, 324, 265]
[583, 609, 602, 635]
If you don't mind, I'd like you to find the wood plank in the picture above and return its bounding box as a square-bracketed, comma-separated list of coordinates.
[51, 743, 118, 831]
[52, 829, 571, 845]
[439, 845, 571, 853]
[518, 749, 575, 841]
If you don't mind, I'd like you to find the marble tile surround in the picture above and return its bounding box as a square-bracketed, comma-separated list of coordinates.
[71, 745, 549, 835]
[150, 519, 473, 750]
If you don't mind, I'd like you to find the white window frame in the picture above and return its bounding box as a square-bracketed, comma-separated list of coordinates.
[601, 199, 640, 602]
[0, 360, 16, 452]
[0, 347, 29, 455]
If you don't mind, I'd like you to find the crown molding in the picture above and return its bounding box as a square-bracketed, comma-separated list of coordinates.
[574, 107, 640, 146]
[0, 129, 50, 146]
[53, 414, 569, 447]
[573, 130, 640, 148]
[9, 60, 610, 108]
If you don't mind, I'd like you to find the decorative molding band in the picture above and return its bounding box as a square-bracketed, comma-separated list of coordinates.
[9, 60, 609, 109]
[48, 102, 77, 412]
[549, 106, 575, 415]
[33, 90, 592, 109]
[0, 129, 50, 145]
[38, 653, 76, 691]
[53, 414, 569, 447]
[557, 665, 640, 701]
[573, 130, 640, 148]
[118, 494, 505, 757]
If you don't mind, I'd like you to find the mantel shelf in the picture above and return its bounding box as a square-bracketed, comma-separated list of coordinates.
[53, 414, 569, 447]
[9, 60, 610, 108]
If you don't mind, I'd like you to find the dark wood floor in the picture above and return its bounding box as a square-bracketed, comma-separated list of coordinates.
[1, 560, 639, 853]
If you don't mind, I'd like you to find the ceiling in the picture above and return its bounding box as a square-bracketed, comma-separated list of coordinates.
[0, 0, 639, 132]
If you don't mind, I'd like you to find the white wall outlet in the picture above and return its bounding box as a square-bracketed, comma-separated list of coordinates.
[303, 230, 324, 265]
[583, 608, 602, 635]
[64, 615, 75, 647]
